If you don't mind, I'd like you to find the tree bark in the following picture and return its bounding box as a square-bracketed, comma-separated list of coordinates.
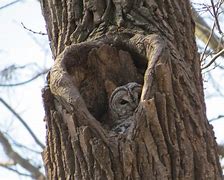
[40, 0, 222, 179]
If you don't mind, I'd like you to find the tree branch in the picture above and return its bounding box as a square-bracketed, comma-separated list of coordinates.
[0, 0, 22, 10]
[0, 131, 45, 179]
[210, 0, 223, 34]
[21, 22, 47, 36]
[0, 98, 44, 149]
[5, 132, 42, 154]
[201, 49, 224, 70]
[0, 164, 32, 177]
[200, 22, 215, 63]
[209, 115, 224, 122]
[0, 69, 49, 87]
[192, 6, 224, 54]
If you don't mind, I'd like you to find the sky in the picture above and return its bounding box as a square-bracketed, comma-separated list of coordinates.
[0, 0, 50, 142]
[0, 0, 51, 179]
[0, 0, 223, 179]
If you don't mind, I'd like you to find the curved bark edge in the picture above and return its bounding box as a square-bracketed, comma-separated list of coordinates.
[48, 34, 166, 139]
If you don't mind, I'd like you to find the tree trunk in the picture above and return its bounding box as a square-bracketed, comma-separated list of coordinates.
[40, 0, 222, 179]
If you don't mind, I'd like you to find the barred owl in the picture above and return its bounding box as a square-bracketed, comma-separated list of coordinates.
[109, 82, 142, 133]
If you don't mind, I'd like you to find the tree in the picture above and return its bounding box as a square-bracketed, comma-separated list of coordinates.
[40, 0, 222, 179]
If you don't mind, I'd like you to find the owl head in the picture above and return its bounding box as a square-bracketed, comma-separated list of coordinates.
[109, 82, 142, 120]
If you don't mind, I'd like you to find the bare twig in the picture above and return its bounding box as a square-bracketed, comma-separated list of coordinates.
[0, 64, 27, 81]
[192, 5, 224, 57]
[200, 22, 216, 62]
[0, 0, 22, 10]
[5, 132, 42, 154]
[210, 0, 223, 34]
[0, 69, 49, 87]
[0, 98, 44, 149]
[21, 22, 47, 36]
[202, 49, 224, 70]
[0, 164, 31, 177]
[209, 115, 224, 122]
[0, 131, 45, 179]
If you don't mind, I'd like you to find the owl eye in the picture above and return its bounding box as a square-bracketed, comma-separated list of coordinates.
[120, 99, 128, 105]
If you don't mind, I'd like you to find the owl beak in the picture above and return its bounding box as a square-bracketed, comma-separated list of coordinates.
[122, 96, 130, 102]
[126, 91, 138, 109]
[130, 99, 139, 110]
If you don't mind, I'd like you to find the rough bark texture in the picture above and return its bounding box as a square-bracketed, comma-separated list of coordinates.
[41, 0, 222, 179]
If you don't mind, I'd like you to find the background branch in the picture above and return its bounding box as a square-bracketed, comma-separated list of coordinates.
[0, 0, 22, 10]
[0, 131, 45, 179]
[0, 69, 49, 87]
[21, 22, 47, 36]
[0, 98, 44, 149]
